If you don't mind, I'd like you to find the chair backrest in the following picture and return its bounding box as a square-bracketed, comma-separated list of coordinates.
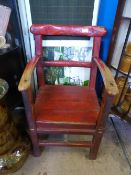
[30, 24, 107, 89]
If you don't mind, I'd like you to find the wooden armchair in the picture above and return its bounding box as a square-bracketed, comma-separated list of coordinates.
[18, 24, 118, 160]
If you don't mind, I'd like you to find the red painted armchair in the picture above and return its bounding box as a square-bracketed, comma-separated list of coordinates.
[18, 24, 118, 160]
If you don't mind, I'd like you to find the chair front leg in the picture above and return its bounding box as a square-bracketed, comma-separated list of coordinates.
[89, 91, 114, 160]
[89, 128, 104, 160]
[21, 89, 40, 156]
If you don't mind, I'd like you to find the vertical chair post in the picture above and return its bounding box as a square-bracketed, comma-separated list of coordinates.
[89, 37, 101, 89]
[89, 91, 114, 159]
[34, 35, 44, 87]
[21, 89, 40, 156]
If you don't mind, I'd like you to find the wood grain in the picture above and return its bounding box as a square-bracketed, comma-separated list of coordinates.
[93, 58, 119, 95]
[18, 56, 40, 91]
[35, 85, 100, 125]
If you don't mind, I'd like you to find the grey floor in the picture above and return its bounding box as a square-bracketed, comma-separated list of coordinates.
[12, 115, 131, 175]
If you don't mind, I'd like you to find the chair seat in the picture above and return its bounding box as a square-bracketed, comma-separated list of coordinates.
[34, 85, 100, 127]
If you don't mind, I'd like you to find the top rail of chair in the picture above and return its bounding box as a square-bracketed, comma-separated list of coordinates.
[30, 24, 107, 37]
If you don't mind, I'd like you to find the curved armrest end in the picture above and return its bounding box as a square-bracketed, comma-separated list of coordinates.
[93, 58, 119, 96]
[18, 56, 40, 91]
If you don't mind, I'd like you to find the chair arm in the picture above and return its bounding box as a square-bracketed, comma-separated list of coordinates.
[93, 58, 119, 96]
[18, 56, 40, 91]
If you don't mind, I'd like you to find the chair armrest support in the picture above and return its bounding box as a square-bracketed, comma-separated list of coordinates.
[18, 56, 40, 91]
[93, 58, 119, 96]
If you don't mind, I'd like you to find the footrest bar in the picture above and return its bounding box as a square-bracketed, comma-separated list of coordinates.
[39, 140, 93, 147]
[37, 128, 95, 135]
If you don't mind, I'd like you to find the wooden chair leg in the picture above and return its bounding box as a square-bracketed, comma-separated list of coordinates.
[29, 129, 41, 156]
[89, 130, 103, 160]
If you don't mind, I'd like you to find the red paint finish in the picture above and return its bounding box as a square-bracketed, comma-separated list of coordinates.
[89, 37, 102, 89]
[36, 63, 45, 87]
[34, 35, 42, 56]
[92, 37, 102, 58]
[35, 85, 100, 124]
[34, 35, 44, 86]
[37, 121, 96, 131]
[39, 140, 93, 147]
[18, 24, 117, 159]
[30, 24, 107, 37]
[37, 127, 95, 135]
[96, 57, 106, 70]
[37, 122, 96, 131]
[43, 60, 92, 68]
